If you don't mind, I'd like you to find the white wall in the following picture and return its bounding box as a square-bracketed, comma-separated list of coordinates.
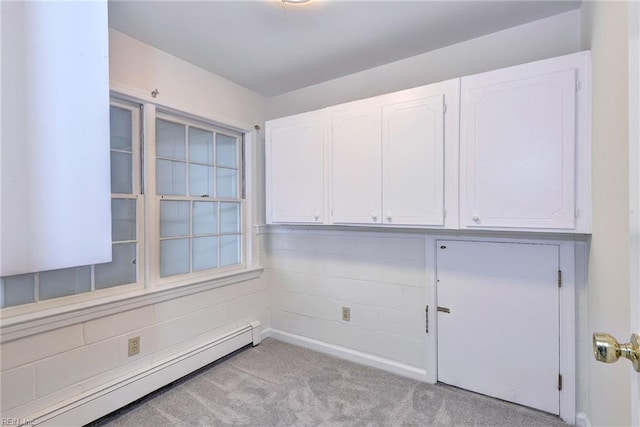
[267, 10, 582, 119]
[628, 3, 640, 425]
[581, 3, 632, 427]
[109, 30, 266, 128]
[263, 230, 428, 375]
[0, 280, 268, 419]
[0, 30, 269, 422]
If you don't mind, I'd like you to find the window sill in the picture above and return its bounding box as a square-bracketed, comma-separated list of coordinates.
[0, 266, 264, 343]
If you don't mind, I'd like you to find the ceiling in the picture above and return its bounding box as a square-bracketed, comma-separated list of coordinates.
[108, 0, 581, 97]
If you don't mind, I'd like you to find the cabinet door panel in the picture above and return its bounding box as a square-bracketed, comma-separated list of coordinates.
[331, 107, 382, 224]
[267, 116, 324, 223]
[383, 95, 444, 226]
[460, 68, 576, 230]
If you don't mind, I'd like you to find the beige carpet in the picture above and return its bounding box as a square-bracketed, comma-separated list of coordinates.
[91, 338, 567, 426]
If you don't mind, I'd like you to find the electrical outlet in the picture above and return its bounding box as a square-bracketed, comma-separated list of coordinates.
[128, 336, 140, 357]
[342, 307, 351, 322]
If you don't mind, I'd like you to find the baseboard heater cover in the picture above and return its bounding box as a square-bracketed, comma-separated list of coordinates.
[25, 321, 261, 426]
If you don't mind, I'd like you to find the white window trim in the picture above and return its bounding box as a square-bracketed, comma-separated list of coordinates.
[148, 109, 247, 286]
[108, 98, 145, 293]
[0, 85, 263, 340]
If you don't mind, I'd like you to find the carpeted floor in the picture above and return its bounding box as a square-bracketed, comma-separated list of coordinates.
[91, 338, 567, 426]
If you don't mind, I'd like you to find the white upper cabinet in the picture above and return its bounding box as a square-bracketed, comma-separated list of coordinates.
[459, 52, 591, 232]
[330, 80, 459, 227]
[264, 52, 590, 234]
[331, 102, 383, 225]
[266, 110, 326, 224]
[382, 93, 445, 226]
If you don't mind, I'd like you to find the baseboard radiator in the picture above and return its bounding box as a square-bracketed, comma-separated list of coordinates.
[26, 321, 262, 426]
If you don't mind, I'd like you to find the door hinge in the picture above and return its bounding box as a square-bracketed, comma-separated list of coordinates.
[576, 80, 581, 91]
[444, 104, 448, 114]
[443, 208, 447, 218]
[575, 207, 580, 218]
[558, 374, 563, 391]
[558, 270, 562, 288]
[425, 305, 429, 334]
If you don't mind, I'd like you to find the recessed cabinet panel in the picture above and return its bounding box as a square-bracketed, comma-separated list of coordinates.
[331, 107, 382, 224]
[383, 95, 445, 226]
[266, 113, 324, 224]
[460, 68, 577, 230]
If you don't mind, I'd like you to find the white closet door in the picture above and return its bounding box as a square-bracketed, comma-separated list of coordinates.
[437, 240, 560, 415]
[382, 95, 444, 226]
[267, 112, 325, 224]
[331, 106, 382, 224]
[460, 66, 576, 230]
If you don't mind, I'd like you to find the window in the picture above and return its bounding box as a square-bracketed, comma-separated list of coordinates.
[97, 103, 142, 289]
[0, 101, 142, 308]
[155, 114, 244, 278]
[0, 98, 248, 310]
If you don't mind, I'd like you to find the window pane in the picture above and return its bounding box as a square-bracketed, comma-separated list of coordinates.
[156, 119, 186, 160]
[220, 235, 241, 266]
[216, 134, 238, 168]
[110, 106, 132, 151]
[192, 236, 218, 271]
[220, 202, 241, 233]
[216, 167, 237, 198]
[189, 164, 214, 197]
[112, 199, 136, 241]
[39, 266, 91, 300]
[189, 127, 213, 164]
[0, 274, 35, 308]
[160, 200, 190, 238]
[193, 201, 217, 235]
[111, 151, 133, 194]
[157, 159, 186, 196]
[95, 243, 137, 289]
[160, 239, 190, 277]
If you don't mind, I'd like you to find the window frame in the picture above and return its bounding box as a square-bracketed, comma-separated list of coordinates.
[147, 110, 248, 287]
[0, 89, 260, 322]
[101, 98, 145, 292]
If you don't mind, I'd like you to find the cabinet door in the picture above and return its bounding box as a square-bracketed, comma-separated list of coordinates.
[331, 106, 382, 224]
[460, 66, 576, 230]
[266, 113, 324, 224]
[382, 95, 444, 226]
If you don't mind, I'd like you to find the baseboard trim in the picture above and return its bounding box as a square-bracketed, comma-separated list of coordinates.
[575, 412, 591, 427]
[263, 328, 428, 382]
[27, 322, 261, 426]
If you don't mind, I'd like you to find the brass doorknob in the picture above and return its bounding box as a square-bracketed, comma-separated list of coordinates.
[592, 332, 640, 372]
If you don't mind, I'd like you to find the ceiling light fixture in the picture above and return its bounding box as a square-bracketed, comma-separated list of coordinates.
[281, 0, 312, 3]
